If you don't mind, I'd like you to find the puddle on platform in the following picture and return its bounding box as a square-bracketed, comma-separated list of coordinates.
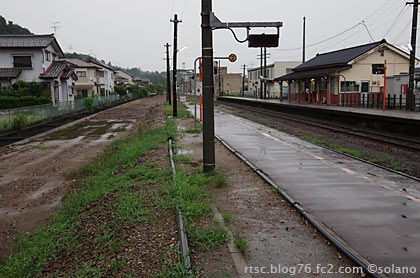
[176, 149, 194, 155]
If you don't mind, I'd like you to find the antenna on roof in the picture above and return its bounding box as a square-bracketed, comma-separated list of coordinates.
[51, 22, 60, 35]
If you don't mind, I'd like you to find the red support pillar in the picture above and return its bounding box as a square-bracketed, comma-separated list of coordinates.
[280, 82, 283, 102]
[288, 81, 291, 102]
[327, 77, 330, 105]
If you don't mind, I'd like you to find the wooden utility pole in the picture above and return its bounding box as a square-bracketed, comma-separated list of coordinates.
[201, 0, 216, 173]
[165, 43, 171, 104]
[303, 17, 306, 63]
[260, 47, 263, 99]
[171, 14, 182, 117]
[407, 0, 418, 111]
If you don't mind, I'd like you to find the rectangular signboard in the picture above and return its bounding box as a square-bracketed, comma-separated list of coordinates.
[248, 34, 279, 48]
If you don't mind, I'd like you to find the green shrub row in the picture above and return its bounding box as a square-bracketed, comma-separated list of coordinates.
[0, 97, 52, 109]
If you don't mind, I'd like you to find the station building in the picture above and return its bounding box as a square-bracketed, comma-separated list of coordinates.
[275, 39, 418, 105]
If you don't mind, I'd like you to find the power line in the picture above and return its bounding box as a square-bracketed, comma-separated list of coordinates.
[392, 18, 412, 43]
[274, 0, 402, 53]
[181, 0, 189, 18]
[274, 23, 362, 51]
[384, 5, 409, 38]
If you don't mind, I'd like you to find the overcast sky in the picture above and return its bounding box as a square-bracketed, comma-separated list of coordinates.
[2, 0, 416, 73]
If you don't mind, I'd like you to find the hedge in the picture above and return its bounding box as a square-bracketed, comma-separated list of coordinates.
[0, 97, 52, 110]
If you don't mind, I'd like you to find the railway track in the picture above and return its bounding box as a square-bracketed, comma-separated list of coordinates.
[218, 101, 420, 153]
[0, 97, 138, 148]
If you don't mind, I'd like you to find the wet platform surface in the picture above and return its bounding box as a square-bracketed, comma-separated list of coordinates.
[221, 97, 420, 121]
[186, 103, 420, 277]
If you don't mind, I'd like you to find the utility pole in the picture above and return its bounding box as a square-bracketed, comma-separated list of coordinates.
[218, 60, 222, 95]
[201, 0, 216, 173]
[165, 43, 171, 104]
[171, 14, 182, 117]
[242, 64, 247, 97]
[303, 17, 306, 63]
[264, 47, 267, 99]
[407, 0, 418, 111]
[260, 47, 263, 99]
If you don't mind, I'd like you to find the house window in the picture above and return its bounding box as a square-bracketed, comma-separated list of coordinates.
[78, 90, 88, 97]
[361, 81, 370, 93]
[76, 71, 87, 77]
[13, 56, 32, 68]
[45, 51, 51, 61]
[340, 81, 360, 92]
[372, 64, 385, 74]
[97, 71, 105, 77]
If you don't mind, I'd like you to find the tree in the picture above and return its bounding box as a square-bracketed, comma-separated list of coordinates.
[0, 15, 32, 35]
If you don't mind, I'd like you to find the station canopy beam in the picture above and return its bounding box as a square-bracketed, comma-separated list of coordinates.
[208, 13, 283, 48]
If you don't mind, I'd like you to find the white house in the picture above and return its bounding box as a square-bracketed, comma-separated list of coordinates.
[88, 59, 116, 95]
[0, 34, 77, 103]
[115, 69, 134, 86]
[248, 61, 301, 98]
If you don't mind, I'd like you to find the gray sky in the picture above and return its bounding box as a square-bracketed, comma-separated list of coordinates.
[2, 0, 416, 73]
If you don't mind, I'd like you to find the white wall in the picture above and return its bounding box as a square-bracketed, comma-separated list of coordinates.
[0, 45, 57, 83]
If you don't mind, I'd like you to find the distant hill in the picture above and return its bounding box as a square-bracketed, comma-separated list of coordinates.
[64, 52, 166, 86]
[0, 15, 32, 35]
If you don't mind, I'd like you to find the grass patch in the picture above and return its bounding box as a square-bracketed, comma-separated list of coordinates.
[234, 234, 248, 254]
[187, 223, 230, 250]
[156, 246, 196, 278]
[185, 128, 201, 134]
[174, 155, 193, 163]
[300, 135, 326, 146]
[0, 119, 175, 277]
[165, 105, 189, 118]
[222, 213, 232, 224]
[212, 172, 228, 188]
[33, 145, 48, 150]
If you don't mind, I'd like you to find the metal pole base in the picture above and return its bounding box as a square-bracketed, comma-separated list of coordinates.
[203, 163, 215, 173]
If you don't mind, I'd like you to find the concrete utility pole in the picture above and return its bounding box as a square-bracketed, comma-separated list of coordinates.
[264, 47, 267, 99]
[201, 0, 216, 173]
[407, 0, 418, 111]
[303, 17, 306, 63]
[218, 60, 222, 94]
[242, 64, 247, 97]
[171, 14, 182, 117]
[165, 43, 171, 104]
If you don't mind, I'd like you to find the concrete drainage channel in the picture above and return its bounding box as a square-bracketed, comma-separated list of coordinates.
[214, 135, 385, 278]
[0, 97, 138, 148]
[168, 136, 192, 274]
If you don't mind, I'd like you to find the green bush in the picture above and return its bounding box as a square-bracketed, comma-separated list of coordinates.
[0, 97, 51, 109]
[12, 81, 50, 98]
[13, 114, 28, 130]
[84, 97, 94, 112]
[127, 85, 148, 98]
[0, 86, 13, 97]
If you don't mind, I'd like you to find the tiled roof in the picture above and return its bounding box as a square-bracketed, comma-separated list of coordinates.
[39, 61, 76, 80]
[294, 40, 386, 71]
[0, 34, 55, 48]
[275, 65, 352, 81]
[0, 68, 22, 79]
[63, 58, 100, 68]
[88, 59, 116, 72]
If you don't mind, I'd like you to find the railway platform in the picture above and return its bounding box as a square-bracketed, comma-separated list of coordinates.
[186, 103, 420, 277]
[218, 97, 420, 137]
